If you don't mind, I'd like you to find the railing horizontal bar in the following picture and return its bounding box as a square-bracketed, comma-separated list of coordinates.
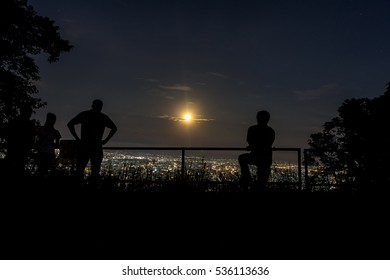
[103, 147, 300, 152]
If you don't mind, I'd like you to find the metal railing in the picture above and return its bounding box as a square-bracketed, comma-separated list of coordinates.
[102, 146, 302, 189]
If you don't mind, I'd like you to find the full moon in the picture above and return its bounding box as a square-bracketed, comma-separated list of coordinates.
[183, 113, 192, 121]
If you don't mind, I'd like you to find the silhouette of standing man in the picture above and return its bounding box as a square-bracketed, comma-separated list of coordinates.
[239, 110, 275, 192]
[36, 112, 61, 177]
[67, 99, 117, 186]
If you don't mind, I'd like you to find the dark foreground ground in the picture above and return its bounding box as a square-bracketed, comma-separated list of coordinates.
[1, 176, 389, 260]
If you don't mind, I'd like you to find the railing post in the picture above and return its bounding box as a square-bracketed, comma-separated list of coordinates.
[303, 149, 310, 192]
[181, 148, 185, 180]
[298, 148, 302, 190]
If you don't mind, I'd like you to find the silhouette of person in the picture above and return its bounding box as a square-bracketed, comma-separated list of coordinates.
[5, 105, 36, 176]
[238, 110, 275, 192]
[67, 99, 117, 186]
[35, 112, 61, 176]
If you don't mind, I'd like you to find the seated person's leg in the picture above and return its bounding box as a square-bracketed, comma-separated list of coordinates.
[256, 162, 271, 190]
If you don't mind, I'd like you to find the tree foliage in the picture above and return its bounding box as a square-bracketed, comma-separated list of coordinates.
[306, 83, 390, 191]
[0, 0, 72, 149]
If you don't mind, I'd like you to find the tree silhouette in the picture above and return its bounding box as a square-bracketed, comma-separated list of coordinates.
[0, 0, 72, 150]
[306, 83, 390, 192]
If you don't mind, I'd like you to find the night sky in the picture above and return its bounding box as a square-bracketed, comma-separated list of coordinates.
[29, 0, 390, 149]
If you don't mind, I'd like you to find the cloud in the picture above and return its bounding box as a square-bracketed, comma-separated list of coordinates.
[152, 83, 192, 100]
[136, 77, 159, 83]
[207, 72, 230, 79]
[157, 114, 181, 122]
[293, 84, 339, 101]
[62, 18, 76, 24]
[157, 114, 215, 123]
[159, 84, 192, 92]
[193, 117, 215, 122]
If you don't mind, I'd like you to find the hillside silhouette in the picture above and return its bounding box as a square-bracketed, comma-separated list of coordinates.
[0, 174, 389, 260]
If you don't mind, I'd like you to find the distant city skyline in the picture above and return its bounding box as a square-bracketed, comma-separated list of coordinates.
[30, 0, 390, 149]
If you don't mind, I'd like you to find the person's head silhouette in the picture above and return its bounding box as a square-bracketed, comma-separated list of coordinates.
[45, 112, 56, 127]
[92, 99, 103, 112]
[256, 110, 270, 126]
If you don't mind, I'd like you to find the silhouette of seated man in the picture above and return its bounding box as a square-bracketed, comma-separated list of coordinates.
[238, 110, 275, 192]
[5, 105, 36, 177]
[67, 99, 117, 186]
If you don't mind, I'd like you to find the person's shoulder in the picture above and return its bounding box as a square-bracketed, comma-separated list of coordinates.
[77, 110, 92, 118]
[69, 110, 89, 124]
[247, 125, 259, 134]
[100, 112, 115, 122]
[248, 124, 257, 130]
[55, 130, 62, 138]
